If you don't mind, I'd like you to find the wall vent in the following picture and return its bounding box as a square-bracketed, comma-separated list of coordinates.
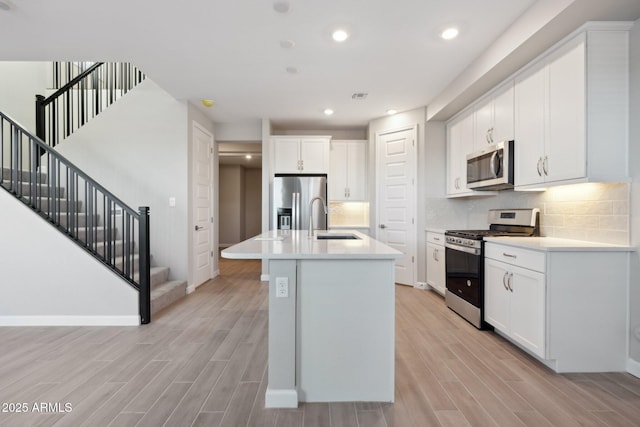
[351, 93, 368, 100]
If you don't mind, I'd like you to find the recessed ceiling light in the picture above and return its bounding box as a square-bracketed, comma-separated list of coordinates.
[324, 108, 334, 116]
[332, 29, 349, 43]
[273, 1, 290, 13]
[201, 99, 215, 107]
[441, 27, 459, 40]
[0, 1, 11, 11]
[279, 40, 295, 49]
[386, 109, 398, 115]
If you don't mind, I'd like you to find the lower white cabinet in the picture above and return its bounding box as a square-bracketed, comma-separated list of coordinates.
[426, 232, 445, 295]
[485, 257, 545, 358]
[484, 241, 630, 372]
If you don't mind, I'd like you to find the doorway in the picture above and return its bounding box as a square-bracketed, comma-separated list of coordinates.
[375, 125, 418, 286]
[192, 122, 215, 288]
[218, 142, 262, 248]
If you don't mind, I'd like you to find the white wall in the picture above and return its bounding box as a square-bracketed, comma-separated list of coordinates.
[55, 79, 190, 282]
[628, 18, 640, 372]
[0, 190, 139, 325]
[0, 62, 48, 130]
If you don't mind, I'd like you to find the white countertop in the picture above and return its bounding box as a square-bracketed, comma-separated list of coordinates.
[221, 230, 403, 260]
[484, 236, 635, 252]
[425, 228, 447, 234]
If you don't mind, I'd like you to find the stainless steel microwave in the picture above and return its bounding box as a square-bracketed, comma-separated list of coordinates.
[466, 140, 514, 190]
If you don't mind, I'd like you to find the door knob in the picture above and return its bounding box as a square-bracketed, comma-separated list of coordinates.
[379, 224, 387, 229]
[195, 225, 202, 231]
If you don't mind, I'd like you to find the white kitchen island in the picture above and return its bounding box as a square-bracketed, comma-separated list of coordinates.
[221, 230, 402, 408]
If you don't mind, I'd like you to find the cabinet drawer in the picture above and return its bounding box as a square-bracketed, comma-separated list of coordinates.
[426, 232, 445, 246]
[485, 243, 545, 272]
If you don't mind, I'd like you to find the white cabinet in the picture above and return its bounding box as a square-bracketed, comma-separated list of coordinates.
[272, 136, 330, 174]
[446, 112, 474, 197]
[425, 232, 445, 295]
[474, 83, 514, 150]
[485, 240, 630, 372]
[514, 26, 630, 189]
[329, 140, 367, 201]
[515, 36, 585, 187]
[485, 254, 545, 358]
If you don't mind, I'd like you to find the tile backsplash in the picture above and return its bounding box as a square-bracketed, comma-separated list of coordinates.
[426, 182, 630, 245]
[540, 182, 630, 244]
[329, 201, 370, 227]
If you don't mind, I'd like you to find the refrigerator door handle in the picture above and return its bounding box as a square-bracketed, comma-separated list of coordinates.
[292, 192, 298, 230]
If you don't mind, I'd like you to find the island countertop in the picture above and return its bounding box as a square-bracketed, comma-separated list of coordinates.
[221, 229, 403, 260]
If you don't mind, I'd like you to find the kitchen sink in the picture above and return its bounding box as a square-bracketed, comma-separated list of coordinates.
[315, 233, 361, 240]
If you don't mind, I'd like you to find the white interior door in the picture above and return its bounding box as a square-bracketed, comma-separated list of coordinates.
[192, 123, 214, 287]
[376, 126, 417, 286]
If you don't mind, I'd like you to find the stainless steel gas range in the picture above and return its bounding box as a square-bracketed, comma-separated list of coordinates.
[444, 208, 540, 329]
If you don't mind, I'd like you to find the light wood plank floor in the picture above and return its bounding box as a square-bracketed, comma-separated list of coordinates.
[1, 257, 639, 426]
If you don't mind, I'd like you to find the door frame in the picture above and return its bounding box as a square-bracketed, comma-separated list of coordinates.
[375, 124, 418, 286]
[190, 121, 216, 292]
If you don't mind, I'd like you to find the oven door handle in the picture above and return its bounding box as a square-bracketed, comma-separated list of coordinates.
[445, 242, 481, 256]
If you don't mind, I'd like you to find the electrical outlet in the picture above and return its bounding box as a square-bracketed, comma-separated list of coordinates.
[276, 277, 289, 298]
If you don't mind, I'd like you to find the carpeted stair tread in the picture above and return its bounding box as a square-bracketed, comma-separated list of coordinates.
[151, 280, 187, 315]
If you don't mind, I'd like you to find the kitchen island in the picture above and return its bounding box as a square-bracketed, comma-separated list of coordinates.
[221, 230, 402, 408]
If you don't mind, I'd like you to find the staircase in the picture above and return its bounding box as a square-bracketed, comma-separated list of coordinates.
[0, 63, 187, 324]
[1, 165, 186, 317]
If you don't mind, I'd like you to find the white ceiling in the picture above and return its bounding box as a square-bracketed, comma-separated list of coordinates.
[0, 0, 538, 129]
[0, 0, 639, 130]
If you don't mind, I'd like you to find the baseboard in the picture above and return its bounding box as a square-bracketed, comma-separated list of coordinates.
[261, 274, 270, 282]
[265, 388, 298, 408]
[187, 269, 221, 294]
[0, 315, 140, 326]
[627, 357, 640, 379]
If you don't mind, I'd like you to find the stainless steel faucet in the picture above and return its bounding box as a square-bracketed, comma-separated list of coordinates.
[308, 196, 328, 238]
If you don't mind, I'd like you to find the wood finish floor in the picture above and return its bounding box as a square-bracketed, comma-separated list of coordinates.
[1, 257, 639, 426]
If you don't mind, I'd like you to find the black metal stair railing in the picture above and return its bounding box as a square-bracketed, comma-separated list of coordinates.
[0, 111, 151, 324]
[35, 62, 146, 147]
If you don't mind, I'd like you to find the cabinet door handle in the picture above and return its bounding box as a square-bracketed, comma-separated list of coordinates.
[537, 157, 543, 176]
[486, 129, 492, 144]
[435, 248, 439, 262]
[503, 252, 517, 259]
[543, 156, 549, 176]
[508, 273, 514, 292]
[502, 272, 509, 290]
[433, 236, 440, 241]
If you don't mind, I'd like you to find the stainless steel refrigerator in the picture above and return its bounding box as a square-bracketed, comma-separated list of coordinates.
[272, 174, 328, 231]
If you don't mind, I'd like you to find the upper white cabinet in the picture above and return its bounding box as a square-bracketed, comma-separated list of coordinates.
[473, 82, 514, 150]
[329, 140, 367, 201]
[272, 136, 330, 174]
[446, 111, 474, 197]
[514, 25, 630, 189]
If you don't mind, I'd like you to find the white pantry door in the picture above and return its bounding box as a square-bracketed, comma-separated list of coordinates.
[376, 126, 417, 286]
[192, 123, 214, 287]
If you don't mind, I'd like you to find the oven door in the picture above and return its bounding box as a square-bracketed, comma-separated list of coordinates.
[445, 244, 482, 307]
